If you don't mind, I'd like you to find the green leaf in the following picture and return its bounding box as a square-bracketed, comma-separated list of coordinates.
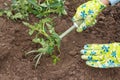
[23, 22, 30, 26]
[4, 10, 12, 17]
[28, 0, 37, 5]
[32, 38, 39, 43]
[11, 13, 23, 19]
[52, 55, 60, 65]
[0, 12, 3, 16]
[40, 3, 48, 7]
[29, 29, 34, 35]
[12, 0, 17, 3]
[0, 10, 3, 16]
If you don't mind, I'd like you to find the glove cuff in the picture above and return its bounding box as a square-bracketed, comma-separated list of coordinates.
[98, 0, 107, 7]
[92, 0, 107, 14]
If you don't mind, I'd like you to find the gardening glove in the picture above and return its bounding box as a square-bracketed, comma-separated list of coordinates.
[80, 42, 120, 68]
[72, 0, 106, 32]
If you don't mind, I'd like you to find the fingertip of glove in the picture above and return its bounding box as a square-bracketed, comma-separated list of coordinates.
[81, 55, 88, 60]
[84, 44, 89, 49]
[80, 49, 87, 54]
[86, 61, 94, 67]
[76, 29, 82, 32]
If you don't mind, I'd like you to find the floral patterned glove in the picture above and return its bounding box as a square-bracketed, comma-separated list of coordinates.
[73, 0, 106, 32]
[80, 43, 120, 68]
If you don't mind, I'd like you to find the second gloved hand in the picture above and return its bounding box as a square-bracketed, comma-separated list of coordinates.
[73, 0, 106, 32]
[80, 43, 120, 68]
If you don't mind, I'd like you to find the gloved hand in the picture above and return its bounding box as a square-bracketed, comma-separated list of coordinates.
[80, 42, 120, 68]
[73, 0, 106, 32]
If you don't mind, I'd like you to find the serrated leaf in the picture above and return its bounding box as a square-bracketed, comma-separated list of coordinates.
[4, 10, 12, 17]
[29, 29, 34, 35]
[11, 13, 23, 19]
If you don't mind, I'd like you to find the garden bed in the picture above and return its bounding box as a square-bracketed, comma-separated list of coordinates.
[0, 0, 120, 80]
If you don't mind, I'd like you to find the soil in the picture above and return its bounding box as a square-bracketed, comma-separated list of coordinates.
[0, 0, 120, 80]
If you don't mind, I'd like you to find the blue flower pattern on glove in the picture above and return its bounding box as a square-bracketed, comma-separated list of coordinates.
[81, 50, 87, 54]
[102, 45, 109, 52]
[88, 9, 94, 15]
[102, 64, 107, 68]
[111, 51, 116, 58]
[107, 60, 114, 66]
[80, 11, 87, 18]
[91, 51, 96, 55]
[88, 56, 92, 60]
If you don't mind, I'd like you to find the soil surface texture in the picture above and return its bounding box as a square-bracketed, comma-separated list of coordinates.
[0, 0, 120, 80]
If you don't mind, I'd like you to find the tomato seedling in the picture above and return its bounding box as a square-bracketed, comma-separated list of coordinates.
[23, 18, 61, 68]
[0, 0, 68, 68]
[0, 0, 66, 19]
[23, 18, 76, 68]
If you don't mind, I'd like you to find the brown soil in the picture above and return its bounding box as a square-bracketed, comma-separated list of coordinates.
[0, 0, 120, 80]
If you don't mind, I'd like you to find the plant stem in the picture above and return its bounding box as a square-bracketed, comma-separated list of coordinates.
[35, 53, 43, 68]
[25, 50, 38, 56]
[59, 25, 76, 39]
